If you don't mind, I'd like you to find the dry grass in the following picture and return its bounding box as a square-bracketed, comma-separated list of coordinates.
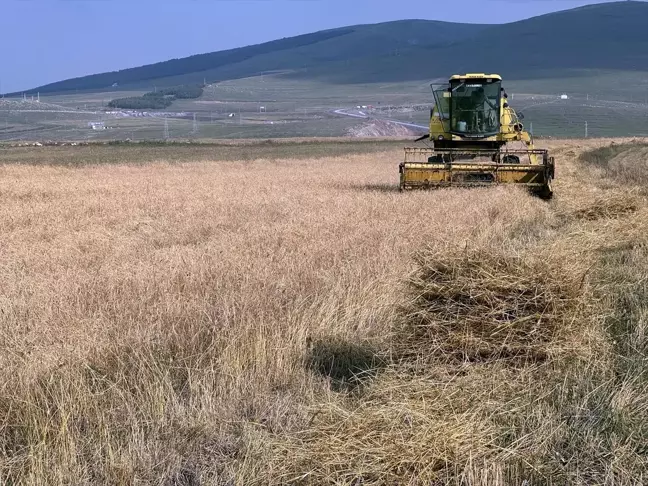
[0, 139, 406, 166]
[0, 138, 647, 484]
[579, 140, 648, 186]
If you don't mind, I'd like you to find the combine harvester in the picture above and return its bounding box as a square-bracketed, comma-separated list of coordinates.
[399, 74, 554, 199]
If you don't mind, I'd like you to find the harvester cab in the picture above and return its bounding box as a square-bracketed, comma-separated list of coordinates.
[400, 73, 554, 199]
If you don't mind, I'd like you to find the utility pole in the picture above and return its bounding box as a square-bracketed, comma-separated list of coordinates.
[164, 118, 170, 140]
[530, 122, 533, 137]
[192, 113, 198, 134]
[585, 121, 588, 138]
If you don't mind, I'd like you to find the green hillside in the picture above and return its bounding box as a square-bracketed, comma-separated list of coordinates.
[406, 0, 648, 81]
[291, 1, 648, 83]
[17, 1, 648, 95]
[19, 20, 488, 95]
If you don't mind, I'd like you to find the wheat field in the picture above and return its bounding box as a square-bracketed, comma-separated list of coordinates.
[1, 138, 647, 484]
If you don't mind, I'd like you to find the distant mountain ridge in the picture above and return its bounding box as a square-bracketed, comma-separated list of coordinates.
[16, 1, 648, 95]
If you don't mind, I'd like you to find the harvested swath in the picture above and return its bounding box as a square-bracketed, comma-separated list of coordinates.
[394, 246, 588, 366]
[262, 365, 556, 485]
[580, 142, 648, 186]
[265, 240, 594, 484]
[572, 194, 640, 222]
[266, 394, 498, 485]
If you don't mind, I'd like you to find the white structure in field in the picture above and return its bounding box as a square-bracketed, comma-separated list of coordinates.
[89, 122, 106, 130]
[560, 94, 569, 100]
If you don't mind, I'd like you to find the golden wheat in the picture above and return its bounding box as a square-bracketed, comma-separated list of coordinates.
[0, 138, 647, 484]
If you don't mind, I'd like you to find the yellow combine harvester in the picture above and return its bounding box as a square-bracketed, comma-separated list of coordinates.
[399, 73, 554, 199]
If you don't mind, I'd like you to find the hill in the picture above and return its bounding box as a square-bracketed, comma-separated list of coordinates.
[17, 20, 488, 95]
[338, 0, 648, 83]
[14, 1, 648, 95]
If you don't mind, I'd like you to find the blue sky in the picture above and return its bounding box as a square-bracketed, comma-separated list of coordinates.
[0, 0, 623, 92]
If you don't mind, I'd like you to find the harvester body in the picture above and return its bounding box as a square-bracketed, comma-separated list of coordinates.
[399, 74, 554, 198]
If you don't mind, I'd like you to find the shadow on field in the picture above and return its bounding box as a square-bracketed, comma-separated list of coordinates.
[347, 183, 401, 193]
[306, 336, 385, 392]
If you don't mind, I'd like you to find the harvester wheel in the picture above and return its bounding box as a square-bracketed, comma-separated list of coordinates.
[537, 177, 554, 201]
[503, 155, 520, 164]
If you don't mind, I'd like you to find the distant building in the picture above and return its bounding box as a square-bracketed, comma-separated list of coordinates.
[560, 94, 569, 100]
[89, 122, 106, 130]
